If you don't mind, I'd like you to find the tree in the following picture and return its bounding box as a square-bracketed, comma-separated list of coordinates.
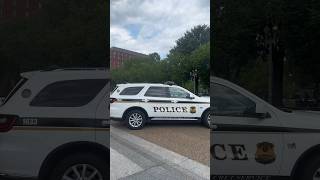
[169, 25, 210, 55]
[0, 0, 108, 96]
[148, 52, 161, 61]
[111, 25, 210, 93]
[212, 0, 320, 107]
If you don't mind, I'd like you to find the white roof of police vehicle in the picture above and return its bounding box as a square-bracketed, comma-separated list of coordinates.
[117, 83, 179, 87]
[20, 68, 109, 79]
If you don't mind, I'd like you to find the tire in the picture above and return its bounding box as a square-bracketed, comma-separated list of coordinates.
[202, 110, 211, 128]
[49, 153, 108, 180]
[298, 155, 320, 180]
[125, 109, 147, 130]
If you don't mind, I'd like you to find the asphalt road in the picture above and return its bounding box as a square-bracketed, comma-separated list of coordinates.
[111, 120, 210, 166]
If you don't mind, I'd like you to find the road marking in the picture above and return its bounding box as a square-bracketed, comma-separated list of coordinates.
[110, 148, 143, 180]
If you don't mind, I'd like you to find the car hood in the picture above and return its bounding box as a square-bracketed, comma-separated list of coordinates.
[281, 111, 320, 130]
[196, 96, 210, 103]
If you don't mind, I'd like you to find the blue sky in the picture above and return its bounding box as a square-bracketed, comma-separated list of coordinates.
[110, 0, 210, 59]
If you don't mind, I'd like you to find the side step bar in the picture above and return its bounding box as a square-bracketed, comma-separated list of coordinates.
[150, 117, 199, 121]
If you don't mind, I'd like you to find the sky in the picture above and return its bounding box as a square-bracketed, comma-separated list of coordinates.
[110, 0, 210, 59]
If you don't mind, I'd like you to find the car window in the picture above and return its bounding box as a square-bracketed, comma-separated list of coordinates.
[169, 87, 190, 98]
[144, 86, 170, 98]
[30, 79, 108, 107]
[120, 86, 144, 95]
[212, 83, 256, 116]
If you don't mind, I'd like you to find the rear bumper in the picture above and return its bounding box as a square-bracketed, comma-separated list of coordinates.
[110, 105, 125, 119]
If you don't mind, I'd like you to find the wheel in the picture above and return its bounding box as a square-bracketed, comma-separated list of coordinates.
[49, 153, 108, 180]
[299, 156, 320, 180]
[202, 110, 211, 128]
[125, 109, 147, 130]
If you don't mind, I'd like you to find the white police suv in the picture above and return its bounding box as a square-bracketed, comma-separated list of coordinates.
[210, 76, 320, 180]
[110, 83, 210, 129]
[0, 68, 110, 180]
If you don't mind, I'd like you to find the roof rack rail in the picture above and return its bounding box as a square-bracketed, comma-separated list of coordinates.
[41, 66, 107, 72]
[164, 81, 176, 86]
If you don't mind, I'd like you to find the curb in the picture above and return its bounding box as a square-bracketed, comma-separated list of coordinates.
[111, 127, 210, 180]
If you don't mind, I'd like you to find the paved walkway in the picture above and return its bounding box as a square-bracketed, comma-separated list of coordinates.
[111, 127, 210, 180]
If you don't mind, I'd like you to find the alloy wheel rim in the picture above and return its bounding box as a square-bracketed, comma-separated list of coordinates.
[61, 164, 103, 180]
[207, 114, 211, 125]
[129, 113, 143, 128]
[313, 167, 320, 180]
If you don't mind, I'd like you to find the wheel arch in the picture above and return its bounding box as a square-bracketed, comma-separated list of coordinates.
[201, 107, 211, 120]
[122, 106, 149, 120]
[291, 144, 320, 179]
[38, 141, 109, 180]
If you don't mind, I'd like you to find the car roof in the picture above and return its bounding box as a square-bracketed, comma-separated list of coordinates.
[116, 83, 179, 87]
[210, 76, 236, 87]
[21, 68, 109, 79]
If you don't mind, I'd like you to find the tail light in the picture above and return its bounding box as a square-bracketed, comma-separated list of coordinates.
[0, 115, 17, 132]
[110, 98, 117, 103]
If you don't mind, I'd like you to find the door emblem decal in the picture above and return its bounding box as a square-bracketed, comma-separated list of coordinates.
[190, 106, 196, 113]
[255, 142, 276, 164]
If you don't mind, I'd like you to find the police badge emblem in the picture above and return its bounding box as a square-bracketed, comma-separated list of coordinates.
[190, 106, 196, 113]
[255, 142, 276, 164]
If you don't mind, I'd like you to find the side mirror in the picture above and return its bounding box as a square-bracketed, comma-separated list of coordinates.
[254, 104, 271, 119]
[0, 97, 4, 105]
[254, 112, 271, 119]
[186, 94, 195, 99]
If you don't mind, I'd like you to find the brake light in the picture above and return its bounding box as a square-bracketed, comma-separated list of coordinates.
[0, 115, 17, 132]
[110, 98, 117, 103]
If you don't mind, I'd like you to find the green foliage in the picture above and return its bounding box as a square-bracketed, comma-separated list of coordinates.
[0, 0, 108, 96]
[0, 0, 108, 70]
[169, 25, 210, 55]
[148, 52, 161, 61]
[212, 0, 320, 97]
[111, 57, 168, 87]
[111, 25, 210, 91]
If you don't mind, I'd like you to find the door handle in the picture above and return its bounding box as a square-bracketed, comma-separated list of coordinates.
[211, 124, 218, 129]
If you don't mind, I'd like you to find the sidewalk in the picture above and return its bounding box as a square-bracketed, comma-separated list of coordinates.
[111, 127, 210, 180]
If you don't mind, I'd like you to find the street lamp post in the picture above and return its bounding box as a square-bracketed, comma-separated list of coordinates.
[190, 69, 199, 95]
[256, 19, 282, 106]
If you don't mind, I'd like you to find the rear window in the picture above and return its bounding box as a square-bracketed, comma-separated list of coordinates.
[30, 79, 108, 107]
[119, 86, 144, 95]
[144, 86, 170, 97]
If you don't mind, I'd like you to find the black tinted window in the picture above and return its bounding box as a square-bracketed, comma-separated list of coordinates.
[120, 87, 144, 95]
[30, 79, 108, 107]
[212, 83, 256, 115]
[145, 86, 170, 97]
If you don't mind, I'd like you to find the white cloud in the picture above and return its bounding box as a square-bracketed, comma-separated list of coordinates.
[110, 0, 210, 58]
